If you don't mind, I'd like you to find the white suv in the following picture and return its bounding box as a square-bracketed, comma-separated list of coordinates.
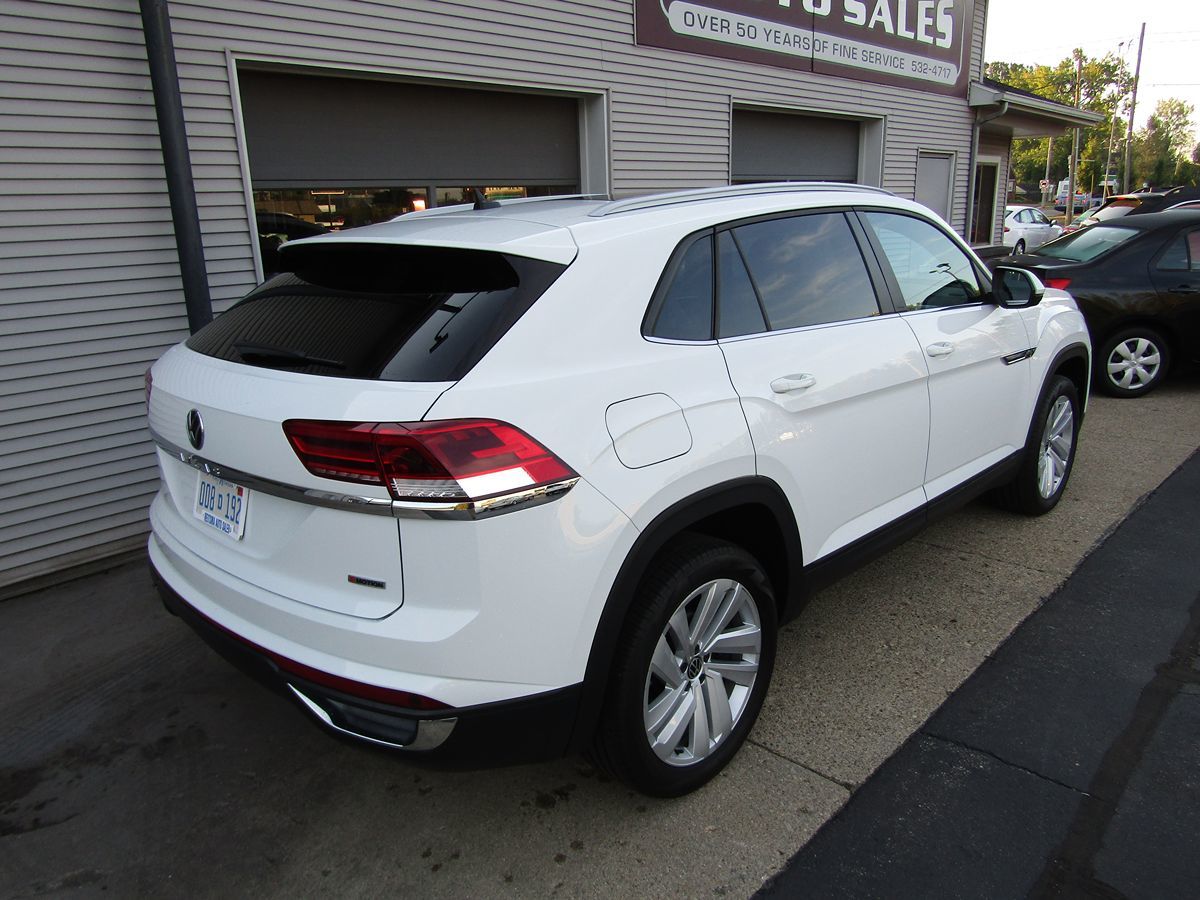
[147, 184, 1090, 796]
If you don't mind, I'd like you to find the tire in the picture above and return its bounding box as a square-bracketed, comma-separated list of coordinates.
[1096, 327, 1171, 398]
[992, 375, 1080, 515]
[591, 534, 777, 797]
[1014, 239, 1026, 255]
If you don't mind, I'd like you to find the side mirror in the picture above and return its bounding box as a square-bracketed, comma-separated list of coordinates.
[992, 266, 1045, 308]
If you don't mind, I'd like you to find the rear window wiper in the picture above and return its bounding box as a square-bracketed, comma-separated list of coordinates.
[232, 340, 346, 370]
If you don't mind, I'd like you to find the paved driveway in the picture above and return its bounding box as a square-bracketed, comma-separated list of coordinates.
[2, 375, 1198, 898]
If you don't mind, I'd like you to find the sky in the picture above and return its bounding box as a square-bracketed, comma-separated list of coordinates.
[984, 0, 1200, 141]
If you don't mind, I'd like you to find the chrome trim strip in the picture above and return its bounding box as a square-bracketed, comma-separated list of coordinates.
[150, 429, 579, 520]
[288, 685, 457, 751]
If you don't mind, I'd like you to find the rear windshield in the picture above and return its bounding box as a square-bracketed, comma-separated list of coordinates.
[187, 244, 566, 382]
[1091, 199, 1141, 222]
[1038, 226, 1139, 262]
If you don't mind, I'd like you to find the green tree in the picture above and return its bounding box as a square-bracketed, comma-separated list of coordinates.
[1131, 99, 1198, 188]
[985, 52, 1132, 194]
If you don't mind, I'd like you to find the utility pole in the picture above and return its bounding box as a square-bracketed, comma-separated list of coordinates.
[1101, 39, 1128, 200]
[1066, 50, 1082, 223]
[1123, 22, 1146, 192]
[1044, 136, 1054, 205]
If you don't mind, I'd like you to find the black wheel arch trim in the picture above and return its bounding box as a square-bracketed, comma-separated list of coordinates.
[568, 475, 803, 752]
[1042, 342, 1092, 418]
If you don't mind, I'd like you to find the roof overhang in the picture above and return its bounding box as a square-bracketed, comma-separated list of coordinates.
[969, 81, 1104, 138]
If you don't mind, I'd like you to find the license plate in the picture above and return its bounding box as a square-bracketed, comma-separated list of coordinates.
[193, 472, 250, 541]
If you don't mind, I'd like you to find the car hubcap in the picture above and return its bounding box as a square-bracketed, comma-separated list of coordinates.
[1037, 396, 1074, 499]
[1107, 338, 1161, 391]
[643, 578, 762, 767]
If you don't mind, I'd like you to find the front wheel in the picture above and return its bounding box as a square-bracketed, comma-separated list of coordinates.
[992, 375, 1080, 515]
[592, 535, 777, 797]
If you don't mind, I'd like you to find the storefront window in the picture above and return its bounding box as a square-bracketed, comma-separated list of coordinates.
[253, 184, 576, 278]
[434, 185, 570, 207]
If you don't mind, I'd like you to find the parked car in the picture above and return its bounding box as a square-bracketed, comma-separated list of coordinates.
[996, 209, 1200, 397]
[1071, 187, 1200, 234]
[1054, 189, 1099, 212]
[1062, 205, 1102, 234]
[147, 184, 1090, 796]
[1003, 205, 1063, 253]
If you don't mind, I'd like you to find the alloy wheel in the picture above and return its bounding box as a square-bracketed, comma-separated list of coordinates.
[643, 577, 762, 766]
[1037, 395, 1074, 499]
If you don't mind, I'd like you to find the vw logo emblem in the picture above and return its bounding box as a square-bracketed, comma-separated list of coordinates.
[186, 409, 205, 450]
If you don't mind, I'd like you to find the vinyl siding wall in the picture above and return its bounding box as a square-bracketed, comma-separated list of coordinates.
[1, 0, 182, 589]
[0, 0, 989, 592]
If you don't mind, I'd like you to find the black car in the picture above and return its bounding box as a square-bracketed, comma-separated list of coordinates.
[996, 210, 1200, 397]
[1073, 187, 1200, 231]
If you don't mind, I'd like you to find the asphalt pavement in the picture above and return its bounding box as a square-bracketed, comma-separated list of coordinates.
[1, 376, 1198, 898]
[761, 447, 1200, 899]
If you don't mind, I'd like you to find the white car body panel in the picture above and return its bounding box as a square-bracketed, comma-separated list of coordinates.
[719, 316, 931, 562]
[148, 347, 451, 619]
[900, 303, 1033, 493]
[150, 474, 634, 706]
[424, 225, 758, 531]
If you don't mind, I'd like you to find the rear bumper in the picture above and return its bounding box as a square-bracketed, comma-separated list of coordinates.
[152, 562, 582, 764]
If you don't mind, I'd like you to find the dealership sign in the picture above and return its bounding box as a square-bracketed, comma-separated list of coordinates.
[635, 0, 974, 96]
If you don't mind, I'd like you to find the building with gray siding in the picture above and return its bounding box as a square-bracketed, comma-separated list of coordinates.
[0, 0, 1098, 594]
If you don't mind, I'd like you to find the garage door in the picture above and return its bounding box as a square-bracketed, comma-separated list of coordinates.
[239, 70, 580, 189]
[731, 109, 859, 183]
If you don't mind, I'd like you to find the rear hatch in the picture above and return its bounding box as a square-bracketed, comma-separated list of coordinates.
[149, 239, 567, 619]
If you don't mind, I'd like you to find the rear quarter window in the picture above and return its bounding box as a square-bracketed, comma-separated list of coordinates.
[186, 244, 565, 382]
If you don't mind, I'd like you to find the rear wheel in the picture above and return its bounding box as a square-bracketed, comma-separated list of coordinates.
[1014, 238, 1026, 255]
[592, 534, 777, 796]
[1096, 327, 1170, 397]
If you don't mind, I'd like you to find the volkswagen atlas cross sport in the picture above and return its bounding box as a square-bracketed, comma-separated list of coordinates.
[147, 183, 1091, 796]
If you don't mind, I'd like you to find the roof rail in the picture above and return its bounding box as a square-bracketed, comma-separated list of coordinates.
[588, 182, 895, 217]
[398, 193, 608, 220]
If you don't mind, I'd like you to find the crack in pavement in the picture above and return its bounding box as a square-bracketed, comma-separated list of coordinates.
[919, 730, 1093, 798]
[746, 739, 857, 793]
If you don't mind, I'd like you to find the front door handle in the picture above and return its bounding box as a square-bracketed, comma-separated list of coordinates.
[770, 373, 817, 393]
[926, 341, 955, 358]
[1171, 284, 1199, 294]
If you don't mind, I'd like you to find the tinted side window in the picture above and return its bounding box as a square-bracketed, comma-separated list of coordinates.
[1157, 230, 1200, 272]
[863, 212, 983, 309]
[729, 212, 879, 330]
[647, 234, 714, 341]
[717, 231, 767, 338]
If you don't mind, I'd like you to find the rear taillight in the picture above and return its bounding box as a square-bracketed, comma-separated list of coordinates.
[1003, 225, 1010, 232]
[282, 419, 577, 502]
[1044, 277, 1072, 290]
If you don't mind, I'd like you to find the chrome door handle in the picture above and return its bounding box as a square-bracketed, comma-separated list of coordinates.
[926, 342, 955, 358]
[770, 373, 816, 393]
